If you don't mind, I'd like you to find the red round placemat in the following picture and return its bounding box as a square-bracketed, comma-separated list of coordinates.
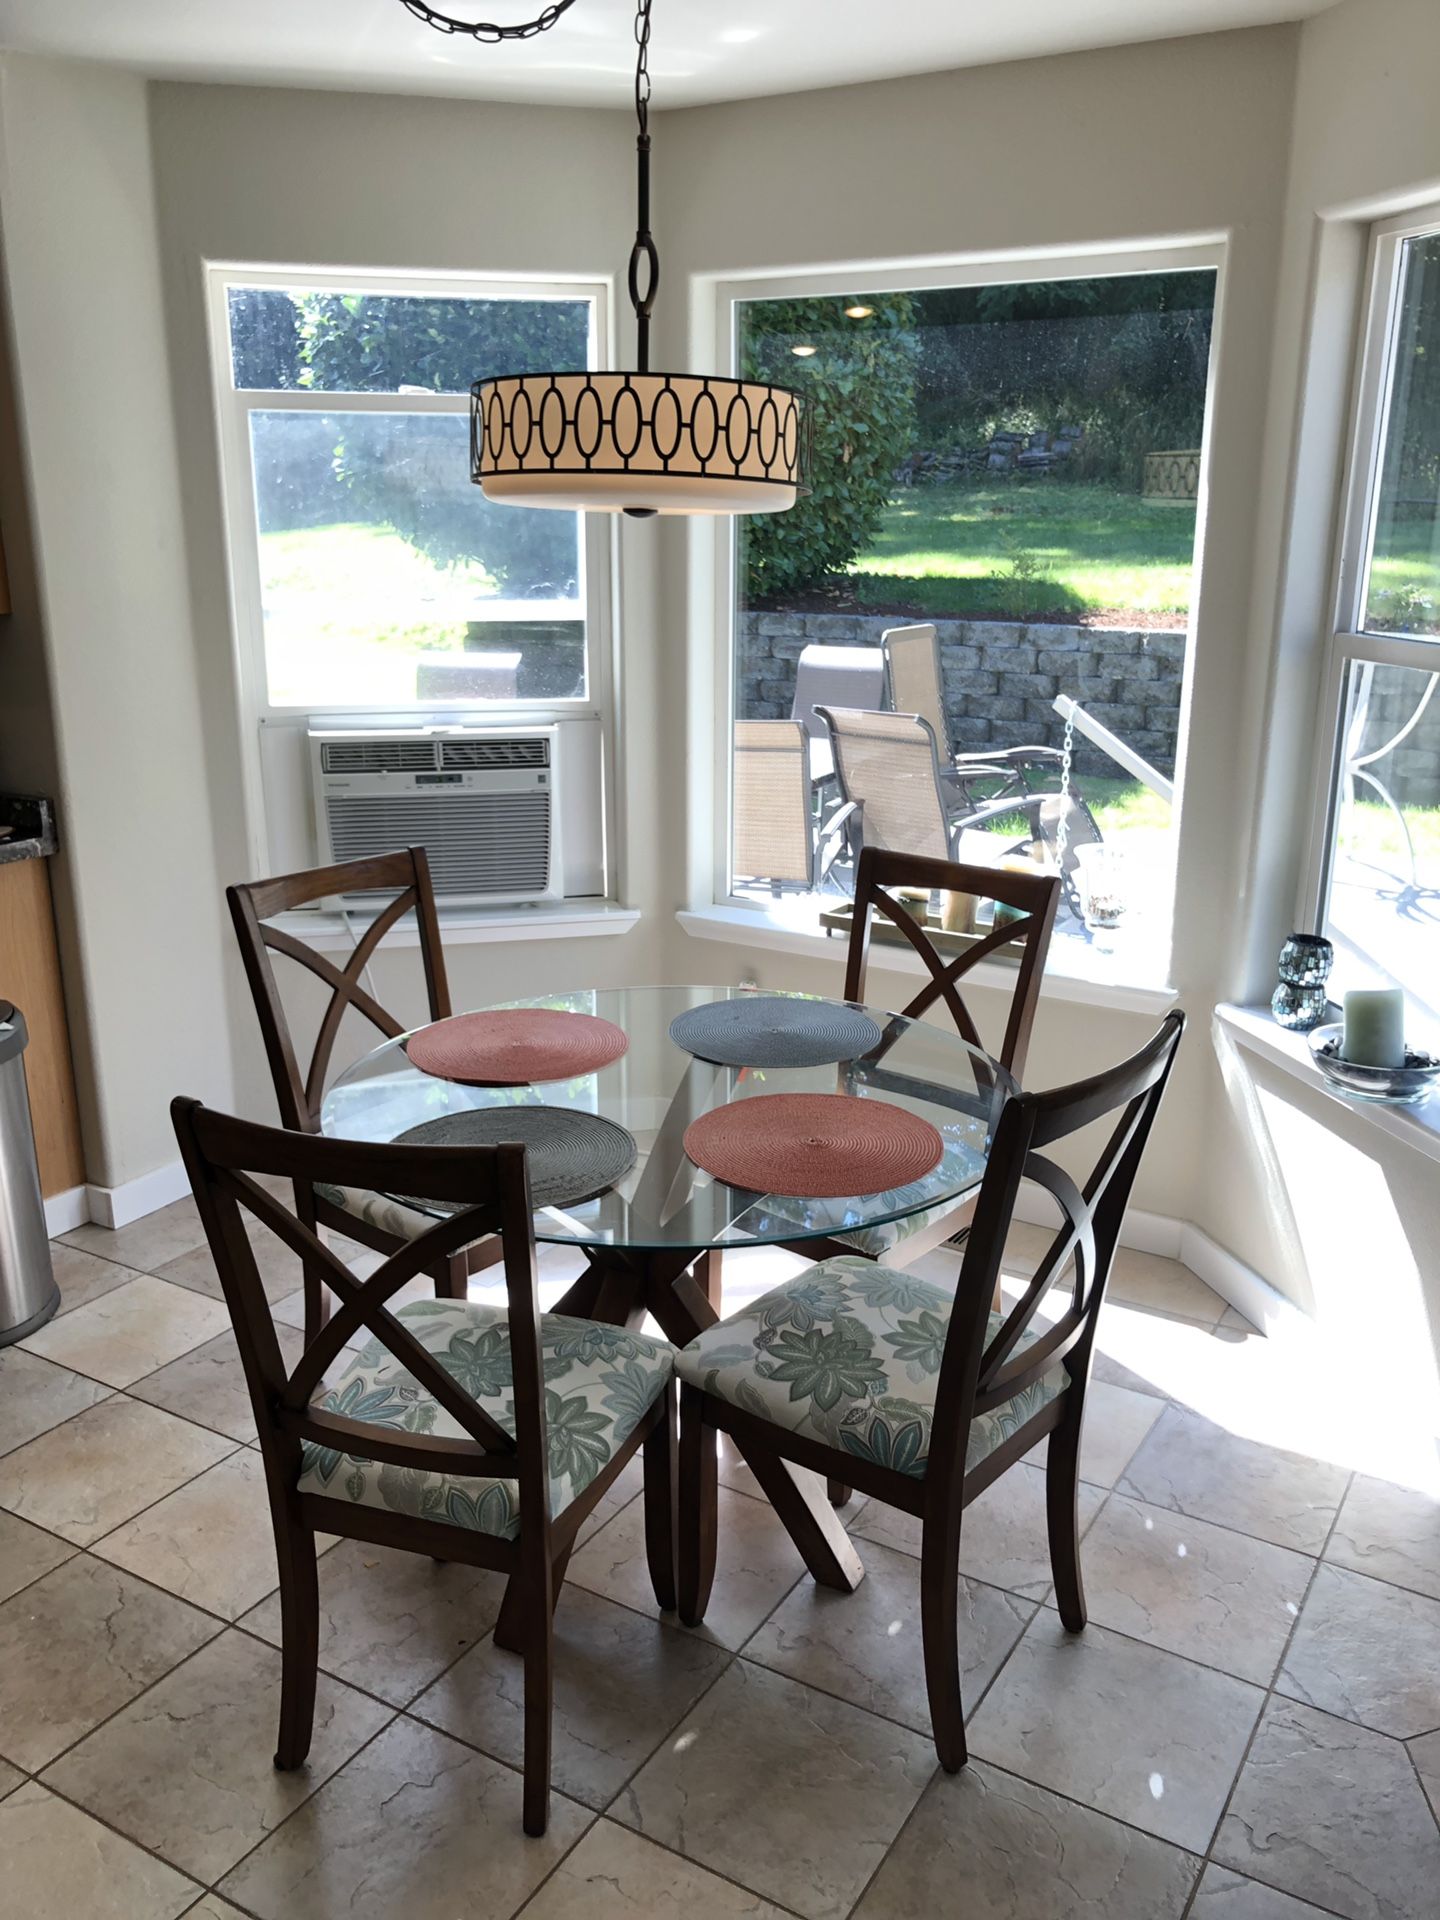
[684, 1093, 944, 1198]
[404, 1009, 629, 1087]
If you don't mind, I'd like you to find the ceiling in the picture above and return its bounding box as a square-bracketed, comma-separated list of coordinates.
[0, 0, 1339, 109]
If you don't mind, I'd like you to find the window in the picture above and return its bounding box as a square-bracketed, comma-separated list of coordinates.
[211, 271, 608, 714]
[1307, 212, 1440, 1035]
[719, 254, 1219, 988]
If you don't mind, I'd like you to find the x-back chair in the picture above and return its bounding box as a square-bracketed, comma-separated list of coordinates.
[172, 1100, 677, 1837]
[676, 1011, 1185, 1770]
[228, 847, 500, 1340]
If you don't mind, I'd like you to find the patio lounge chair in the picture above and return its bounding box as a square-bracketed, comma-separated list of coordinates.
[790, 643, 887, 786]
[733, 719, 846, 894]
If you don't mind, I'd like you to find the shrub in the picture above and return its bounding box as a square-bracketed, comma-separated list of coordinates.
[739, 294, 918, 598]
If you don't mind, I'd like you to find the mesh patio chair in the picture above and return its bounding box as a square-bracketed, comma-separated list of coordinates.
[676, 1012, 1186, 1772]
[733, 719, 845, 893]
[790, 643, 887, 789]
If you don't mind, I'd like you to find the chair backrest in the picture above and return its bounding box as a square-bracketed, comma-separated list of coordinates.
[733, 720, 813, 886]
[816, 706, 952, 860]
[228, 848, 451, 1133]
[171, 1098, 548, 1522]
[932, 1011, 1186, 1495]
[843, 845, 1059, 1078]
[883, 624, 952, 760]
[790, 644, 886, 740]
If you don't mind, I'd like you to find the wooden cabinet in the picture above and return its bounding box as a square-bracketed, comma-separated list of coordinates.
[0, 855, 85, 1196]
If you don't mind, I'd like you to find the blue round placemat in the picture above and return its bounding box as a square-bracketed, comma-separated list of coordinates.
[669, 997, 884, 1069]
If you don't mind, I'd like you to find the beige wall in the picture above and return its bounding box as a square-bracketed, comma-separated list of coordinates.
[653, 27, 1301, 1226]
[0, 56, 236, 1186]
[1198, 0, 1440, 1380]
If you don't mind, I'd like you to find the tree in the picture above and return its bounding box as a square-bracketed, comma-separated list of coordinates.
[739, 293, 918, 598]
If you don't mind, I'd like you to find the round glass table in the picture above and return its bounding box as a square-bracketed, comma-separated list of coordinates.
[320, 984, 1012, 1256]
[321, 986, 1012, 1599]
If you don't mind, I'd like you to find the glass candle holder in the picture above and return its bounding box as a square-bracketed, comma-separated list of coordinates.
[1272, 932, 1333, 1031]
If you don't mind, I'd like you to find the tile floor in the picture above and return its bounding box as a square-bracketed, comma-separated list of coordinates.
[1, 1201, 1438, 1918]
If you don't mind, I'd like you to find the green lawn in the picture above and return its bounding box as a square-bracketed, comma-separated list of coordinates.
[846, 482, 1198, 622]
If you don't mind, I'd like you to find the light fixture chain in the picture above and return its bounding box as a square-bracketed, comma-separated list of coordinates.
[634, 0, 652, 136]
[628, 0, 658, 373]
[399, 0, 579, 42]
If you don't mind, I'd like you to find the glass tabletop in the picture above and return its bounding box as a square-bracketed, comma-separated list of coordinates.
[319, 986, 1014, 1252]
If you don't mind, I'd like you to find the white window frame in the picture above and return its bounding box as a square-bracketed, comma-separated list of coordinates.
[704, 241, 1224, 991]
[1298, 202, 1440, 946]
[204, 262, 617, 884]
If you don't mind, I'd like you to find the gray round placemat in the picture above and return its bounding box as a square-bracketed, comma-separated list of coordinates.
[391, 1106, 636, 1213]
[669, 996, 884, 1069]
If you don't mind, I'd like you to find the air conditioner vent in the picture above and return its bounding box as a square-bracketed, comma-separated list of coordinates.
[440, 736, 550, 771]
[324, 793, 552, 898]
[321, 739, 439, 775]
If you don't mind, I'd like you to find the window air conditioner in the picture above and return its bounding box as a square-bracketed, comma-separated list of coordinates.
[309, 724, 562, 907]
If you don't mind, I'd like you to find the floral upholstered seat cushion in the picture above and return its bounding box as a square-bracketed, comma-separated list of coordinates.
[674, 1254, 1064, 1479]
[314, 1181, 438, 1244]
[296, 1298, 674, 1539]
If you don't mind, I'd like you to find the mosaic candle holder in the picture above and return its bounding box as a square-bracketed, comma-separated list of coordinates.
[1271, 932, 1334, 1032]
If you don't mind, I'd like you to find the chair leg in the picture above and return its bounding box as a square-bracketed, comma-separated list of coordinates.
[678, 1383, 718, 1628]
[643, 1383, 678, 1613]
[521, 1560, 555, 1837]
[827, 1477, 854, 1508]
[1046, 1395, 1088, 1633]
[919, 1510, 967, 1773]
[273, 1516, 319, 1771]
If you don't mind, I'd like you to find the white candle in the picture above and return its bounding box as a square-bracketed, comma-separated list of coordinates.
[1342, 988, 1405, 1068]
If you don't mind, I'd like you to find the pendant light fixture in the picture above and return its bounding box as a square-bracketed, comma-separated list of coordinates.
[402, 0, 810, 517]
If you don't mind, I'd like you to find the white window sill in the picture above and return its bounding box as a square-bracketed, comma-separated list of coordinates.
[676, 904, 1179, 1016]
[1215, 1002, 1440, 1168]
[273, 900, 641, 952]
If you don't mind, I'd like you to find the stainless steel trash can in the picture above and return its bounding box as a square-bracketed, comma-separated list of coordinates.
[0, 1002, 59, 1345]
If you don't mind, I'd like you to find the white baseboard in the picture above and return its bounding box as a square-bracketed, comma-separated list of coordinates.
[43, 1185, 89, 1236]
[85, 1158, 192, 1231]
[1010, 1186, 1183, 1260]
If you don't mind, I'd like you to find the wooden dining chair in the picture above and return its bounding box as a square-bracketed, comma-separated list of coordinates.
[676, 1011, 1185, 1770]
[171, 1098, 677, 1837]
[228, 847, 499, 1340]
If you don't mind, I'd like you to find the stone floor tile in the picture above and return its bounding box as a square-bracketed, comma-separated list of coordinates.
[242, 1538, 506, 1705]
[48, 1241, 137, 1316]
[1090, 1345, 1170, 1397]
[1408, 1727, 1440, 1822]
[1215, 1697, 1440, 1920]
[0, 1554, 219, 1770]
[129, 1324, 304, 1444]
[0, 1347, 111, 1457]
[415, 1586, 729, 1807]
[180, 1900, 252, 1920]
[1076, 1493, 1313, 1685]
[1325, 1473, 1440, 1601]
[1118, 1404, 1351, 1553]
[851, 1461, 1105, 1600]
[743, 1536, 1032, 1731]
[219, 1716, 588, 1920]
[852, 1757, 1200, 1918]
[1024, 1379, 1163, 1487]
[0, 1397, 234, 1545]
[516, 1820, 792, 1919]
[153, 1217, 305, 1308]
[1103, 1247, 1228, 1325]
[1192, 1863, 1344, 1917]
[0, 1757, 25, 1798]
[0, 1782, 199, 1919]
[573, 1455, 644, 1548]
[1278, 1561, 1440, 1739]
[969, 1611, 1263, 1852]
[60, 1196, 208, 1274]
[617, 1659, 934, 1920]
[571, 1484, 803, 1650]
[42, 1630, 391, 1883]
[95, 1448, 303, 1620]
[21, 1275, 230, 1389]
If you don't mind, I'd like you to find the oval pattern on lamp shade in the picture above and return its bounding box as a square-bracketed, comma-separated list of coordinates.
[684, 1093, 945, 1199]
[473, 370, 805, 515]
[404, 1008, 629, 1087]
